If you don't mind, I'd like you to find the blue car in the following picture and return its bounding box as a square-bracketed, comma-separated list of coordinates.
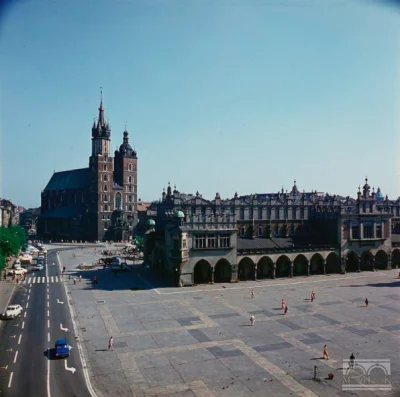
[54, 339, 70, 358]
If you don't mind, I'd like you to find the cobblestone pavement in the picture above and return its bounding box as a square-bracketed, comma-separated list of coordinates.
[58, 248, 400, 397]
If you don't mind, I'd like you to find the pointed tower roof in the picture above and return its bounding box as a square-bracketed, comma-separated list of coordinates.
[97, 89, 105, 127]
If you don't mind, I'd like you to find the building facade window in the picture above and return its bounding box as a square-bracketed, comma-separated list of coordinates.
[128, 205, 132, 211]
[104, 185, 108, 191]
[362, 204, 366, 213]
[103, 164, 107, 171]
[219, 234, 230, 248]
[258, 207, 263, 220]
[207, 234, 217, 248]
[300, 207, 304, 219]
[284, 207, 288, 219]
[258, 226, 263, 237]
[201, 206, 206, 216]
[128, 163, 132, 171]
[231, 207, 235, 215]
[275, 207, 280, 220]
[376, 225, 382, 238]
[115, 193, 122, 210]
[369, 204, 373, 213]
[128, 195, 132, 203]
[128, 176, 132, 183]
[267, 207, 271, 219]
[195, 234, 206, 248]
[103, 174, 108, 182]
[292, 207, 297, 220]
[103, 194, 108, 202]
[363, 225, 373, 239]
[104, 205, 108, 212]
[249, 208, 253, 220]
[240, 208, 244, 220]
[352, 226, 359, 239]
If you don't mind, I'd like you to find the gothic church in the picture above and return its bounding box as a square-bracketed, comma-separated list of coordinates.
[38, 94, 138, 242]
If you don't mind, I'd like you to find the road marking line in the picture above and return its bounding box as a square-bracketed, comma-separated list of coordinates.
[29, 289, 31, 293]
[29, 283, 32, 287]
[56, 276, 59, 282]
[42, 277, 45, 283]
[48, 310, 50, 317]
[48, 333, 50, 342]
[22, 322, 24, 329]
[28, 277, 32, 283]
[47, 301, 49, 308]
[26, 302, 29, 309]
[32, 278, 36, 284]
[18, 335, 22, 344]
[8, 372, 13, 388]
[51, 276, 54, 283]
[47, 277, 50, 283]
[24, 312, 26, 318]
[27, 295, 30, 301]
[47, 349, 51, 397]
[47, 294, 50, 300]
[48, 320, 50, 328]
[13, 351, 18, 364]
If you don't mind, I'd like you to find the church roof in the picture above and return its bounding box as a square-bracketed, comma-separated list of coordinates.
[44, 168, 90, 191]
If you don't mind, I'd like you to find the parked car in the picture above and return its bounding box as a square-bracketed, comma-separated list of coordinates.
[8, 268, 28, 276]
[33, 264, 44, 271]
[54, 339, 70, 358]
[2, 304, 23, 319]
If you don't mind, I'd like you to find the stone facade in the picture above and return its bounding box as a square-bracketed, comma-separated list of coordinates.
[0, 199, 20, 227]
[38, 94, 138, 242]
[143, 179, 400, 286]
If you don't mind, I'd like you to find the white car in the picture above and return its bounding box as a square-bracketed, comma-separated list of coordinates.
[8, 268, 28, 276]
[3, 305, 23, 319]
[33, 264, 44, 271]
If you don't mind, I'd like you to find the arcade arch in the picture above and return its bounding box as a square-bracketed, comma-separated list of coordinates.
[257, 256, 273, 279]
[193, 259, 212, 284]
[276, 255, 291, 278]
[214, 259, 232, 283]
[238, 257, 254, 281]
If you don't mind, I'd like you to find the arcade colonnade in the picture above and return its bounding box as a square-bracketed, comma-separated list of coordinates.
[189, 248, 400, 285]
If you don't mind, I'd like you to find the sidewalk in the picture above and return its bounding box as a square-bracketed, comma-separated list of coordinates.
[0, 257, 17, 314]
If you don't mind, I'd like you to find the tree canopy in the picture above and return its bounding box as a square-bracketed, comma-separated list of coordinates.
[0, 226, 26, 272]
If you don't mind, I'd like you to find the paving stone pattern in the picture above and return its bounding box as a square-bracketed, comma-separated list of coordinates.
[59, 249, 400, 397]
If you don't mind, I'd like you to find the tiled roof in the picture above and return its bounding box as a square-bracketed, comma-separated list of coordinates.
[40, 204, 85, 219]
[137, 202, 152, 212]
[44, 168, 90, 191]
[237, 238, 278, 250]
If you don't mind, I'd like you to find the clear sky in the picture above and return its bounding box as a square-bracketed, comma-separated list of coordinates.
[0, 0, 399, 208]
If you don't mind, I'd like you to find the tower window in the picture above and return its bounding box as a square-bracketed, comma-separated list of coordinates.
[103, 164, 107, 171]
[104, 185, 107, 191]
[128, 163, 132, 171]
[128, 195, 132, 203]
[128, 176, 132, 183]
[103, 195, 108, 202]
[128, 205, 132, 211]
[115, 193, 122, 210]
[103, 174, 108, 182]
[128, 185, 132, 193]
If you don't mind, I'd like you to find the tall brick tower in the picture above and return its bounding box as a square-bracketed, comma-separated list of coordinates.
[88, 91, 114, 241]
[114, 128, 138, 238]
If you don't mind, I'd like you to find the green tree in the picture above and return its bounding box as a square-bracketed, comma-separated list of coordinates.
[0, 226, 26, 272]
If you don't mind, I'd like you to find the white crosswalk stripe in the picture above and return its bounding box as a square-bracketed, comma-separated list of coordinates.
[21, 276, 63, 285]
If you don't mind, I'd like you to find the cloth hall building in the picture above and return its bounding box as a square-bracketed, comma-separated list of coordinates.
[143, 180, 400, 287]
[37, 95, 138, 242]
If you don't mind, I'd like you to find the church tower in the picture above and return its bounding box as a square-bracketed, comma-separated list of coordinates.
[88, 91, 114, 240]
[114, 128, 138, 230]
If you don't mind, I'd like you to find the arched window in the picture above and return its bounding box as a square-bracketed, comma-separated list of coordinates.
[103, 174, 108, 182]
[128, 185, 132, 193]
[115, 193, 122, 210]
[128, 195, 132, 203]
[128, 176, 132, 183]
[128, 163, 132, 171]
[103, 194, 108, 202]
[128, 205, 132, 211]
[104, 185, 108, 191]
[103, 164, 107, 171]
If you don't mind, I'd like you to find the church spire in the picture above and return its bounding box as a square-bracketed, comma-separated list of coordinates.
[98, 88, 105, 127]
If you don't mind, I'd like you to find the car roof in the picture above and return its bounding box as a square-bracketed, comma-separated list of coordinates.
[7, 305, 19, 309]
[56, 339, 68, 344]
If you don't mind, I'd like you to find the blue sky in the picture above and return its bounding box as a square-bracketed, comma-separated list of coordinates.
[1, 0, 399, 208]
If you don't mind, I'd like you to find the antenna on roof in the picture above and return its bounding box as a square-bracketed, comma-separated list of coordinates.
[53, 169, 55, 174]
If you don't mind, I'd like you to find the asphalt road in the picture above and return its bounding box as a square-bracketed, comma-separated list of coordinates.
[0, 249, 94, 397]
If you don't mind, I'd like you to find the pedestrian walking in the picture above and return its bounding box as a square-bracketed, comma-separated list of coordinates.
[108, 336, 114, 351]
[311, 290, 316, 301]
[365, 298, 369, 307]
[251, 289, 255, 299]
[73, 277, 77, 285]
[250, 315, 255, 326]
[79, 275, 82, 282]
[281, 299, 286, 310]
[323, 344, 329, 360]
[349, 353, 355, 369]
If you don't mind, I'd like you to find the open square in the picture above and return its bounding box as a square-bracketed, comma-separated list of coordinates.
[62, 249, 400, 397]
